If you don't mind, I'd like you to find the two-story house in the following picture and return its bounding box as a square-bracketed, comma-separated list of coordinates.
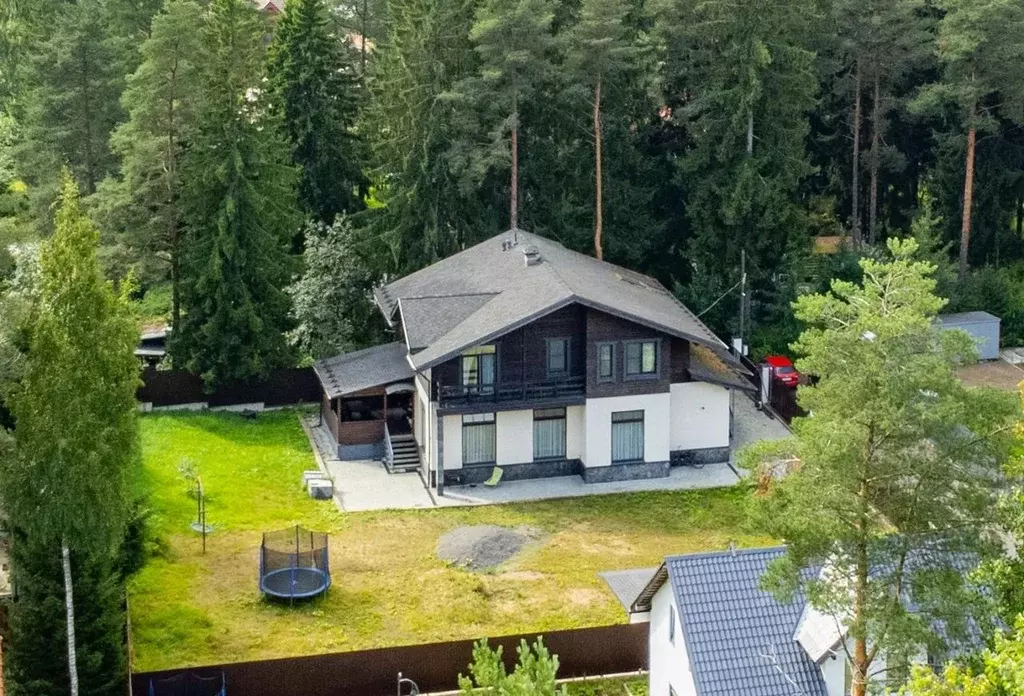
[313, 229, 753, 491]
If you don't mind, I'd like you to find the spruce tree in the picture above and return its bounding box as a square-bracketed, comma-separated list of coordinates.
[2, 171, 139, 696]
[361, 0, 487, 273]
[17, 0, 125, 197]
[104, 0, 202, 330]
[268, 0, 365, 224]
[173, 0, 300, 386]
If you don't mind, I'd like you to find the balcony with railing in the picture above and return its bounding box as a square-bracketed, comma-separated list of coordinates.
[436, 376, 587, 412]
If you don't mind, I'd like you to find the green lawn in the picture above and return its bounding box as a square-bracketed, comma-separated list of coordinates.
[129, 410, 772, 671]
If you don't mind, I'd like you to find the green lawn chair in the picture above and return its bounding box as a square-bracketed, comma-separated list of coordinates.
[484, 466, 504, 487]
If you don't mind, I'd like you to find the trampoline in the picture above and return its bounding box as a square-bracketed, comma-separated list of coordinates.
[258, 525, 331, 600]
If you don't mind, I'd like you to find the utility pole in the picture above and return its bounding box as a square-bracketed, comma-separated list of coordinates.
[738, 249, 747, 355]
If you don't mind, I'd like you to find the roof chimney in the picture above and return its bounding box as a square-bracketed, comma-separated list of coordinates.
[522, 245, 541, 267]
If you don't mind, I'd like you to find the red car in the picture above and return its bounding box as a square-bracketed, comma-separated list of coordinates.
[763, 355, 800, 388]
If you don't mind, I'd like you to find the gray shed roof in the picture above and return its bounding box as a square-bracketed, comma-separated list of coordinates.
[375, 230, 730, 370]
[636, 547, 828, 696]
[314, 342, 415, 399]
[935, 311, 1001, 327]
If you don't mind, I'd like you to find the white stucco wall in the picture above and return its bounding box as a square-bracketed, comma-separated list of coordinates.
[442, 414, 462, 469]
[649, 584, 697, 696]
[584, 393, 671, 468]
[669, 382, 731, 452]
[566, 405, 585, 460]
[818, 651, 846, 696]
[496, 409, 534, 465]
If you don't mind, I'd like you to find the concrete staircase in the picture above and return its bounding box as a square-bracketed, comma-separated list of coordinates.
[385, 432, 421, 474]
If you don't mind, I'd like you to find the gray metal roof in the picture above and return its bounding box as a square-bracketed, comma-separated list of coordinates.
[314, 342, 415, 399]
[599, 567, 660, 612]
[376, 230, 730, 370]
[935, 311, 1001, 326]
[642, 547, 829, 696]
[399, 294, 497, 351]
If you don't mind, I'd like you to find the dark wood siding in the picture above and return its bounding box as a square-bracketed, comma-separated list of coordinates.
[670, 337, 691, 383]
[584, 308, 672, 398]
[322, 392, 340, 442]
[430, 305, 586, 389]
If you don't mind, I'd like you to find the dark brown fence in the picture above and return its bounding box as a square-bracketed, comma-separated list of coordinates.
[131, 623, 648, 696]
[137, 368, 321, 408]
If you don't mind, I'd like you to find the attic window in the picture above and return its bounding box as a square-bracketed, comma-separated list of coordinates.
[614, 272, 669, 295]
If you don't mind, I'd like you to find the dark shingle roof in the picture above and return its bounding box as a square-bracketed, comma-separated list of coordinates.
[647, 547, 829, 696]
[313, 342, 415, 399]
[375, 230, 731, 370]
[399, 294, 498, 351]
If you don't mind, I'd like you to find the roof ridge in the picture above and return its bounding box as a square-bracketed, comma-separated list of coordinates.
[664, 545, 788, 563]
[403, 291, 500, 301]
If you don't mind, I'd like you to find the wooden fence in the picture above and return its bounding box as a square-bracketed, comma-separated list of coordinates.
[137, 368, 321, 409]
[132, 623, 648, 696]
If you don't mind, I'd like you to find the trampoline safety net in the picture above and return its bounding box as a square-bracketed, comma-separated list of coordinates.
[259, 525, 331, 600]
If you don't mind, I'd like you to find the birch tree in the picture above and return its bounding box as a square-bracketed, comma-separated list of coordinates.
[2, 171, 139, 696]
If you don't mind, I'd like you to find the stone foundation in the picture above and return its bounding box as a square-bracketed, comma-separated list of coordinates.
[581, 460, 670, 483]
[444, 458, 581, 486]
[670, 446, 730, 467]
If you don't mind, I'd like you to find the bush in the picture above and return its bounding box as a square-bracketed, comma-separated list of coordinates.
[947, 263, 1024, 347]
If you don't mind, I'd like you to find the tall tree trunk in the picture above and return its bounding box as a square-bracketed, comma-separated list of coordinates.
[851, 480, 871, 696]
[62, 541, 80, 696]
[746, 108, 754, 155]
[851, 61, 862, 247]
[869, 73, 880, 245]
[960, 124, 976, 280]
[593, 80, 603, 260]
[360, 0, 368, 85]
[166, 62, 180, 330]
[510, 102, 519, 231]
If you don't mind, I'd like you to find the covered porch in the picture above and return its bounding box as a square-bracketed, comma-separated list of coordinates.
[314, 342, 421, 472]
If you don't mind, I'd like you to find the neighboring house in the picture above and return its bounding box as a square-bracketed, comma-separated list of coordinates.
[136, 323, 169, 368]
[314, 229, 753, 487]
[632, 547, 977, 696]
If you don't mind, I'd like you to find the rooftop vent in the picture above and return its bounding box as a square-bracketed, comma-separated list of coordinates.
[522, 245, 542, 267]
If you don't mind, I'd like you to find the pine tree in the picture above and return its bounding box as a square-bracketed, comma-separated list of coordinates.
[455, 0, 558, 230]
[268, 0, 365, 224]
[913, 0, 1024, 278]
[741, 239, 1019, 696]
[17, 0, 125, 197]
[2, 171, 139, 696]
[104, 0, 202, 330]
[173, 0, 300, 386]
[562, 0, 639, 260]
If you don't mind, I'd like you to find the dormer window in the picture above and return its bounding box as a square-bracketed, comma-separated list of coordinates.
[625, 340, 658, 377]
[546, 338, 570, 377]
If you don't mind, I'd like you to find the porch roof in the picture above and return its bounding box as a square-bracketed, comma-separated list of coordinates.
[314, 342, 416, 399]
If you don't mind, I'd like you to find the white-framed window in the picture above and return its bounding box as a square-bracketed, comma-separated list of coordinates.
[461, 345, 496, 391]
[625, 340, 658, 377]
[669, 604, 676, 644]
[597, 343, 615, 382]
[462, 412, 496, 465]
[533, 408, 567, 460]
[611, 410, 644, 463]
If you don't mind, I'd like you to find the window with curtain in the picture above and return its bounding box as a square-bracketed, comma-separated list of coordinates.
[461, 345, 496, 393]
[625, 340, 658, 377]
[533, 408, 566, 460]
[597, 343, 615, 381]
[546, 338, 569, 376]
[611, 410, 644, 462]
[462, 412, 496, 465]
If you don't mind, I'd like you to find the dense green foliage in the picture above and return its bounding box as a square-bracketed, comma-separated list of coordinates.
[1, 172, 140, 695]
[459, 638, 566, 695]
[741, 239, 1019, 696]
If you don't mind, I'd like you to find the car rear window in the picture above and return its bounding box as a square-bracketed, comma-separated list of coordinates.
[774, 366, 795, 374]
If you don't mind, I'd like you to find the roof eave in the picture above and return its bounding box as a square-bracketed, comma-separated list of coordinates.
[630, 563, 669, 613]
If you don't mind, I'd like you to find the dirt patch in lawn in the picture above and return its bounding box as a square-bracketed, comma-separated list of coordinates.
[437, 525, 542, 571]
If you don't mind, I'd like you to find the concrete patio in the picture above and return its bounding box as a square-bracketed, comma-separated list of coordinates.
[301, 395, 791, 513]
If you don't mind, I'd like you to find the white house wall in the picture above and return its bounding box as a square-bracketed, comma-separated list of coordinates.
[566, 405, 585, 460]
[442, 414, 462, 470]
[584, 393, 671, 468]
[818, 650, 845, 696]
[669, 382, 730, 452]
[649, 583, 697, 696]
[495, 409, 534, 465]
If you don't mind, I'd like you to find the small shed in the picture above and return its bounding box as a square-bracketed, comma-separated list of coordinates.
[936, 311, 1001, 361]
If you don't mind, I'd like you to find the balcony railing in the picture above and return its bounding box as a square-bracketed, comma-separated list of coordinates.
[437, 376, 586, 408]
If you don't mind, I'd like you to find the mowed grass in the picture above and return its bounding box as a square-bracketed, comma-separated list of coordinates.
[129, 410, 772, 671]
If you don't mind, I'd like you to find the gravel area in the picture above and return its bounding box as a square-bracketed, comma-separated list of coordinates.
[436, 525, 541, 571]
